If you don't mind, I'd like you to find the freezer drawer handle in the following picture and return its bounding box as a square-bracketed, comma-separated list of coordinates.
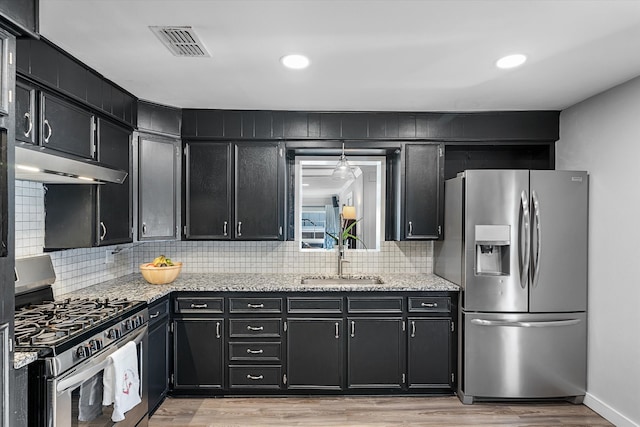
[471, 318, 581, 328]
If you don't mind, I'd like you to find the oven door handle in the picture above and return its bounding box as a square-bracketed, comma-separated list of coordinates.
[56, 325, 147, 394]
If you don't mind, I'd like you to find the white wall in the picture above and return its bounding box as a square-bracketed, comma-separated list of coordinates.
[557, 76, 640, 427]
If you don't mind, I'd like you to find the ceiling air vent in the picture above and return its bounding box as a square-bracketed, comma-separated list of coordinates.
[150, 26, 210, 57]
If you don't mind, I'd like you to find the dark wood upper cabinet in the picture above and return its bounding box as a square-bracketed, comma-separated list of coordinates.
[16, 38, 138, 127]
[0, 0, 38, 36]
[185, 142, 232, 239]
[96, 119, 132, 246]
[402, 143, 444, 240]
[40, 92, 95, 158]
[184, 141, 284, 241]
[15, 81, 35, 144]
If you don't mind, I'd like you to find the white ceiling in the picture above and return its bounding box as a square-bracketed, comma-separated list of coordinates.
[39, 0, 640, 112]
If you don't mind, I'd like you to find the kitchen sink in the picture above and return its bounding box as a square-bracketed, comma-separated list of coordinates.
[300, 276, 384, 285]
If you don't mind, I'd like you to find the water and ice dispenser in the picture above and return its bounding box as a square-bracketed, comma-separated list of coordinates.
[475, 225, 510, 276]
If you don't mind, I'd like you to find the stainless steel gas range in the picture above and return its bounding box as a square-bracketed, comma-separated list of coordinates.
[15, 255, 149, 427]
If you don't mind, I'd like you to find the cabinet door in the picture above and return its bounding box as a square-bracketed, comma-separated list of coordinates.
[403, 143, 443, 239]
[173, 319, 224, 389]
[234, 142, 282, 240]
[147, 315, 169, 413]
[407, 318, 452, 389]
[185, 142, 231, 239]
[15, 82, 35, 144]
[96, 119, 131, 245]
[139, 135, 179, 240]
[287, 319, 343, 390]
[347, 317, 404, 389]
[41, 93, 95, 158]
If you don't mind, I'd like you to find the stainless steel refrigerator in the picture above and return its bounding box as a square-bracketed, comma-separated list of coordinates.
[435, 169, 588, 404]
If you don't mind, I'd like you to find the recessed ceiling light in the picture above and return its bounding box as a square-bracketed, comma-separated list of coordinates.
[496, 54, 527, 69]
[281, 54, 310, 70]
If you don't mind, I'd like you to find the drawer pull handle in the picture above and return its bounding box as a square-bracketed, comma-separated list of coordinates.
[421, 302, 438, 308]
[247, 303, 264, 309]
[149, 311, 160, 319]
[247, 374, 264, 381]
[247, 326, 264, 331]
[190, 303, 208, 309]
[247, 348, 264, 354]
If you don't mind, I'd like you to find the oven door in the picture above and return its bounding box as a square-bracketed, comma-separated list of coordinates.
[52, 325, 148, 427]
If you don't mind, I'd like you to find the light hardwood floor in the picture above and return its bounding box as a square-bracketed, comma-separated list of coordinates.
[148, 396, 613, 427]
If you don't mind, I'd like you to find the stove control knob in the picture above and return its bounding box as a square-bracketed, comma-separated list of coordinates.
[89, 339, 103, 352]
[124, 319, 134, 331]
[76, 345, 92, 359]
[134, 316, 143, 327]
[107, 328, 121, 339]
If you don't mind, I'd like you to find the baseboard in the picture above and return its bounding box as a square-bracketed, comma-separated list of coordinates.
[584, 392, 639, 427]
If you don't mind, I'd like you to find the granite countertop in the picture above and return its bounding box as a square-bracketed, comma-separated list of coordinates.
[14, 351, 38, 370]
[61, 273, 459, 304]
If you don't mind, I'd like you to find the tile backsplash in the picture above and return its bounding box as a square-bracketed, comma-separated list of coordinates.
[16, 180, 433, 297]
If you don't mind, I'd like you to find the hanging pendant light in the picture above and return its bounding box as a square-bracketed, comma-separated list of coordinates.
[332, 142, 356, 180]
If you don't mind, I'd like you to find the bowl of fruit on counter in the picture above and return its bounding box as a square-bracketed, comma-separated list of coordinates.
[140, 255, 182, 284]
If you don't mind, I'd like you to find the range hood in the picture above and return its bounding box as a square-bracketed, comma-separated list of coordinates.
[15, 144, 128, 184]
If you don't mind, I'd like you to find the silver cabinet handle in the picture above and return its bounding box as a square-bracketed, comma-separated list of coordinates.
[519, 190, 531, 289]
[237, 221, 242, 237]
[100, 222, 107, 241]
[216, 322, 221, 339]
[43, 119, 52, 143]
[149, 311, 160, 319]
[247, 325, 264, 331]
[247, 303, 264, 309]
[421, 302, 437, 308]
[408, 221, 413, 236]
[142, 223, 147, 235]
[246, 348, 264, 354]
[246, 374, 263, 381]
[190, 303, 208, 309]
[350, 320, 355, 338]
[24, 112, 33, 138]
[223, 221, 228, 236]
[411, 321, 416, 338]
[531, 190, 542, 289]
[335, 322, 339, 339]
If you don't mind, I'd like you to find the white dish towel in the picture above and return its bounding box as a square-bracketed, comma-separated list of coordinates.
[102, 341, 141, 422]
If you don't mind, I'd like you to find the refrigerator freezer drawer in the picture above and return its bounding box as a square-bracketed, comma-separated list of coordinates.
[460, 312, 586, 403]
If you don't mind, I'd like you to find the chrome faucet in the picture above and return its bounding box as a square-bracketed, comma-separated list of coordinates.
[337, 212, 350, 277]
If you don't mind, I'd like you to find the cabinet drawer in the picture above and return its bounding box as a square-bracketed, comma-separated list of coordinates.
[148, 298, 170, 325]
[229, 342, 281, 362]
[229, 365, 282, 389]
[288, 297, 343, 313]
[229, 297, 282, 313]
[408, 297, 451, 313]
[347, 297, 403, 313]
[229, 319, 282, 337]
[174, 297, 224, 314]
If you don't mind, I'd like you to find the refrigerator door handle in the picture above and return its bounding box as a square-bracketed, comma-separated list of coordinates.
[471, 318, 581, 328]
[519, 190, 531, 289]
[531, 190, 542, 288]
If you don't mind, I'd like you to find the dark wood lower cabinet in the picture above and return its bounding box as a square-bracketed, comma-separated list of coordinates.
[147, 306, 169, 414]
[172, 318, 224, 390]
[287, 319, 343, 390]
[347, 317, 404, 389]
[168, 292, 456, 397]
[407, 318, 452, 389]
